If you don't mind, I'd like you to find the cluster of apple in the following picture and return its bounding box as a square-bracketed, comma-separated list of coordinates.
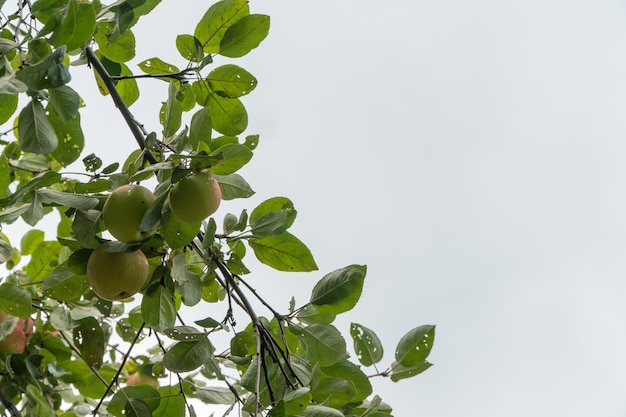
[0, 311, 34, 354]
[87, 171, 221, 301]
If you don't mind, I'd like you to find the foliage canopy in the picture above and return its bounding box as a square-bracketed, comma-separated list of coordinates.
[0, 0, 435, 416]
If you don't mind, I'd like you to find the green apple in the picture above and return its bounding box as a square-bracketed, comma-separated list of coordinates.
[168, 172, 221, 223]
[102, 184, 156, 243]
[126, 371, 160, 388]
[87, 242, 150, 301]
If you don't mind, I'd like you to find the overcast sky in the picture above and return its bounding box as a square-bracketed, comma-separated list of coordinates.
[9, 0, 626, 416]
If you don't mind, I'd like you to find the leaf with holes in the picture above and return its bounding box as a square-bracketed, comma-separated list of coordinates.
[395, 325, 435, 367]
[350, 323, 384, 367]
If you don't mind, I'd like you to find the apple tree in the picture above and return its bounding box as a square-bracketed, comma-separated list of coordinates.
[0, 0, 435, 416]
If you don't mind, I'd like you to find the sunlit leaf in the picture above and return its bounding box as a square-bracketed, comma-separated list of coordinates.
[310, 265, 366, 314]
[249, 197, 296, 237]
[208, 64, 257, 98]
[300, 323, 347, 367]
[219, 14, 270, 58]
[49, 111, 85, 166]
[194, 0, 249, 54]
[395, 325, 435, 367]
[389, 360, 433, 382]
[349, 323, 384, 367]
[208, 93, 247, 136]
[176, 34, 204, 62]
[249, 232, 318, 272]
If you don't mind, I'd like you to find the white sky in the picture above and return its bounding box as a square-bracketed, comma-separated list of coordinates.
[8, 0, 626, 416]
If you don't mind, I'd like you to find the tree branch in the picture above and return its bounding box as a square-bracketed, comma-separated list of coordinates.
[84, 47, 158, 165]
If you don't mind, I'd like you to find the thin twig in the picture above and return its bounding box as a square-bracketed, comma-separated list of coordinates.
[92, 322, 146, 416]
[110, 67, 199, 81]
[84, 47, 158, 165]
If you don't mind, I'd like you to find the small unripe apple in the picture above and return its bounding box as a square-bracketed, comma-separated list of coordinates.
[87, 242, 150, 301]
[126, 371, 160, 388]
[0, 313, 33, 354]
[102, 184, 156, 243]
[168, 172, 221, 223]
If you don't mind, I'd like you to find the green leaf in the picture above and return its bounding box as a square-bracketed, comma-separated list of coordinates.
[116, 62, 140, 106]
[20, 229, 44, 255]
[395, 325, 435, 367]
[321, 359, 372, 403]
[230, 331, 255, 356]
[0, 282, 31, 319]
[350, 323, 384, 367]
[249, 232, 318, 272]
[94, 27, 136, 62]
[389, 360, 433, 382]
[310, 265, 366, 314]
[210, 144, 252, 175]
[208, 93, 247, 135]
[0, 203, 30, 223]
[22, 192, 44, 226]
[194, 0, 249, 54]
[163, 338, 213, 373]
[213, 173, 254, 200]
[193, 386, 236, 405]
[219, 14, 270, 58]
[49, 110, 85, 166]
[18, 99, 58, 155]
[25, 240, 62, 282]
[41, 266, 89, 302]
[153, 385, 185, 417]
[0, 93, 18, 124]
[161, 81, 183, 137]
[311, 377, 356, 408]
[139, 190, 167, 233]
[125, 398, 152, 417]
[108, 386, 161, 417]
[175, 34, 204, 62]
[138, 57, 179, 75]
[71, 209, 101, 248]
[208, 64, 257, 98]
[2, 170, 61, 207]
[282, 388, 312, 415]
[48, 0, 96, 51]
[93, 53, 139, 106]
[297, 305, 336, 325]
[188, 107, 212, 150]
[300, 323, 347, 367]
[0, 241, 14, 266]
[36, 189, 98, 210]
[141, 284, 176, 331]
[73, 317, 105, 368]
[163, 325, 208, 341]
[249, 197, 297, 237]
[0, 75, 28, 94]
[49, 85, 80, 121]
[171, 254, 202, 306]
[25, 385, 55, 417]
[194, 317, 221, 329]
[298, 405, 345, 417]
[16, 46, 71, 90]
